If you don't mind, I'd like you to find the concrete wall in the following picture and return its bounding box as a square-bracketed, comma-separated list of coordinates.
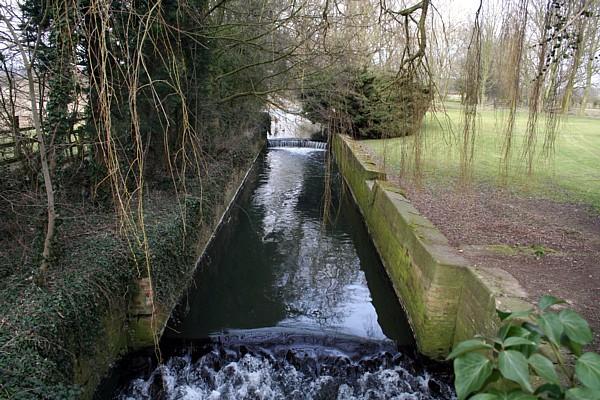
[333, 134, 530, 359]
[126, 152, 263, 348]
[74, 143, 264, 399]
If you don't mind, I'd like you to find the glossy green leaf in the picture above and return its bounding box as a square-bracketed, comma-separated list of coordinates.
[539, 295, 565, 311]
[454, 352, 493, 400]
[447, 339, 493, 360]
[534, 383, 563, 399]
[503, 309, 534, 322]
[507, 390, 538, 400]
[481, 390, 539, 400]
[528, 353, 559, 384]
[562, 335, 584, 357]
[575, 352, 600, 390]
[538, 312, 563, 346]
[522, 322, 543, 337]
[499, 325, 532, 341]
[470, 394, 499, 400]
[498, 350, 533, 393]
[559, 309, 593, 345]
[566, 387, 600, 400]
[498, 309, 512, 321]
[484, 370, 502, 387]
[482, 389, 509, 399]
[503, 337, 536, 348]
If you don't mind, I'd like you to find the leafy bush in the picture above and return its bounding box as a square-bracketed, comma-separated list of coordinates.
[301, 67, 432, 139]
[448, 296, 600, 400]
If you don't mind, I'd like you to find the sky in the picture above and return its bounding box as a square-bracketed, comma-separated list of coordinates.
[435, 0, 483, 22]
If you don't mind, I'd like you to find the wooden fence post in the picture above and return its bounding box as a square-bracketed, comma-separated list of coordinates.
[12, 115, 21, 161]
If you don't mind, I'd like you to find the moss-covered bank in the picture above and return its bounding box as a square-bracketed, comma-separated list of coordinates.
[0, 136, 264, 399]
[332, 134, 531, 359]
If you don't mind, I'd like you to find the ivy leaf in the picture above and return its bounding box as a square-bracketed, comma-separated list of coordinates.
[566, 387, 600, 400]
[538, 312, 563, 346]
[575, 352, 600, 390]
[454, 352, 493, 400]
[528, 353, 559, 384]
[503, 337, 537, 348]
[498, 350, 533, 393]
[559, 309, 593, 345]
[539, 295, 565, 311]
[447, 339, 493, 360]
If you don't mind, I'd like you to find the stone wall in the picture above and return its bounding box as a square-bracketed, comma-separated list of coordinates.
[332, 134, 530, 359]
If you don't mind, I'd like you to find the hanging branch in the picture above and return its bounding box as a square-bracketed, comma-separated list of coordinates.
[381, 0, 430, 73]
[523, 0, 553, 175]
[459, 0, 483, 185]
[499, 0, 528, 179]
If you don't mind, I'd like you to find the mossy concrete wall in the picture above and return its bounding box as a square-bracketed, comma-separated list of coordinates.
[126, 154, 263, 349]
[74, 142, 264, 399]
[332, 134, 530, 359]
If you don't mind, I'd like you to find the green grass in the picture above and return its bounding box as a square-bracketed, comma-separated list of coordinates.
[363, 104, 600, 209]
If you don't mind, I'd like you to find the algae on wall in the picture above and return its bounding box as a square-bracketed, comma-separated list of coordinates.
[332, 134, 529, 359]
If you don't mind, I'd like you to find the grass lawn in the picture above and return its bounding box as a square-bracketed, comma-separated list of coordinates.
[362, 102, 600, 209]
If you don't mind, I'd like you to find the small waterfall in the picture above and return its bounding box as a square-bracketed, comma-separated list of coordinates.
[267, 138, 327, 150]
[117, 331, 454, 400]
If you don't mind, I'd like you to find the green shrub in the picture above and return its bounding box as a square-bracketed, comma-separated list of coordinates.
[301, 67, 432, 139]
[448, 296, 600, 400]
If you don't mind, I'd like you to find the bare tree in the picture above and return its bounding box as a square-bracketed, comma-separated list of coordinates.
[0, 6, 55, 284]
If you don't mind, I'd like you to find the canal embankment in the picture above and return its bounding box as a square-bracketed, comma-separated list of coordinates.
[102, 143, 455, 399]
[0, 135, 264, 399]
[332, 134, 532, 359]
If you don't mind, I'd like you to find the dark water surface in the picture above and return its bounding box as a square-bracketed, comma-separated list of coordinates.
[167, 148, 412, 343]
[102, 147, 454, 399]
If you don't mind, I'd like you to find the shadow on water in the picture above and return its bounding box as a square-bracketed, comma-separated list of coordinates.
[96, 148, 454, 399]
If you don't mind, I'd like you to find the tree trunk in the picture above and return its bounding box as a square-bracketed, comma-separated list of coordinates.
[1, 12, 56, 284]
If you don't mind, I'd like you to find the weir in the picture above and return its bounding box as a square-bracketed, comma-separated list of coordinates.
[267, 138, 327, 149]
[97, 141, 455, 399]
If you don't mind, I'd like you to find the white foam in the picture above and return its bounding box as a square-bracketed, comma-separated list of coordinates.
[118, 351, 454, 400]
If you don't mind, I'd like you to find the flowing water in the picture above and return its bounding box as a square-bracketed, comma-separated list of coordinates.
[101, 146, 455, 399]
[267, 139, 327, 149]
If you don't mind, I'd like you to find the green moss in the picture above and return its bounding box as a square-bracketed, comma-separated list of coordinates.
[333, 134, 520, 359]
[74, 308, 130, 399]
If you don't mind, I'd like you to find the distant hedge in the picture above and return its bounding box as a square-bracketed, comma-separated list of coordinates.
[301, 68, 432, 139]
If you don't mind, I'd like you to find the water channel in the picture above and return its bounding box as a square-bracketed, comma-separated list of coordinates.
[99, 144, 455, 399]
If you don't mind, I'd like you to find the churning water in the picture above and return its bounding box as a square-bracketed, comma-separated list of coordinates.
[118, 335, 453, 399]
[102, 147, 455, 400]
